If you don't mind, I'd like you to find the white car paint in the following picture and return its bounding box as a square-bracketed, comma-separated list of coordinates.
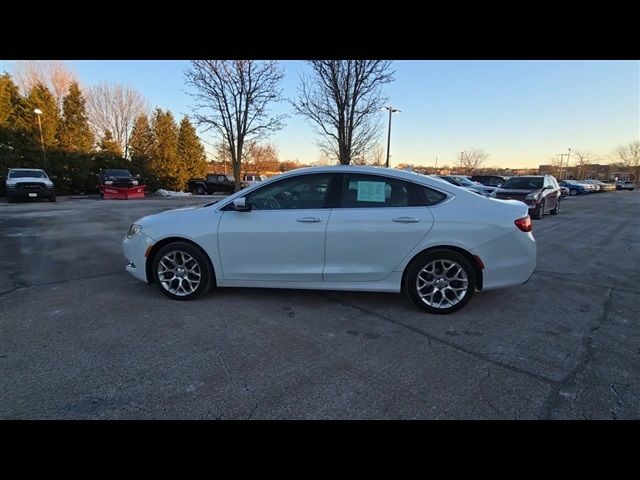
[123, 166, 536, 299]
[5, 168, 54, 189]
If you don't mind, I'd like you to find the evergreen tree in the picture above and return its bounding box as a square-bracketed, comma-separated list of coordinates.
[177, 116, 207, 185]
[0, 73, 21, 125]
[0, 73, 26, 173]
[23, 83, 59, 149]
[57, 82, 94, 152]
[99, 129, 123, 157]
[149, 108, 180, 190]
[129, 113, 154, 182]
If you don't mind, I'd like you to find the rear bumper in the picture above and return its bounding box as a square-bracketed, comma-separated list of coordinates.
[7, 188, 54, 199]
[473, 231, 537, 290]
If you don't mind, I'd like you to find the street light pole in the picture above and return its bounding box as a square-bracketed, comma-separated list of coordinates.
[381, 106, 400, 167]
[34, 108, 46, 163]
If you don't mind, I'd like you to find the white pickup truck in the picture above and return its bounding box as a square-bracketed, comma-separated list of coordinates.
[240, 174, 268, 189]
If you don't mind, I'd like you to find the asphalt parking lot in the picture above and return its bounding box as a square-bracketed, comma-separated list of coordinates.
[1, 191, 639, 419]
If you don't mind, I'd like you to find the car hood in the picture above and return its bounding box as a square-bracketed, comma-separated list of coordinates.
[136, 205, 202, 225]
[6, 176, 52, 185]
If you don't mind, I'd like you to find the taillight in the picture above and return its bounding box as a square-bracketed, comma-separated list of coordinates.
[514, 216, 532, 232]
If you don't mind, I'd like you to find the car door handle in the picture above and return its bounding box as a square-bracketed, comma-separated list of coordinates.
[296, 217, 323, 223]
[392, 217, 420, 223]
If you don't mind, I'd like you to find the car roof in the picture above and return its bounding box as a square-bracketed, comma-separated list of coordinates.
[9, 168, 45, 171]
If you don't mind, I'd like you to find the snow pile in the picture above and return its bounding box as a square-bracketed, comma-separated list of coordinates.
[154, 189, 192, 197]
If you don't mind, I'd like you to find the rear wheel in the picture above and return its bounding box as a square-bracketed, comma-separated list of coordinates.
[152, 242, 214, 301]
[550, 198, 560, 215]
[49, 194, 56, 202]
[195, 185, 205, 195]
[405, 250, 476, 314]
[7, 196, 15, 203]
[570, 189, 578, 196]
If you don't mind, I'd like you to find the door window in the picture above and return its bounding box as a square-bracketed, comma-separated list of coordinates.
[340, 174, 445, 208]
[243, 174, 334, 210]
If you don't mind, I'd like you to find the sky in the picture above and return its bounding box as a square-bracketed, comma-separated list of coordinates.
[3, 60, 638, 168]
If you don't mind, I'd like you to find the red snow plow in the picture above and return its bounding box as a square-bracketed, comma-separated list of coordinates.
[97, 169, 146, 199]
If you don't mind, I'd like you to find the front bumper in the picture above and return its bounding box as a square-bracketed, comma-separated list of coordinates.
[122, 231, 156, 283]
[7, 187, 54, 199]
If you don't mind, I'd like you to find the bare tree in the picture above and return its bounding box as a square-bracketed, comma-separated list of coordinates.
[456, 149, 489, 175]
[351, 143, 385, 166]
[13, 60, 76, 112]
[292, 61, 394, 165]
[613, 141, 640, 182]
[571, 149, 598, 179]
[184, 60, 286, 192]
[86, 83, 149, 159]
[243, 141, 279, 176]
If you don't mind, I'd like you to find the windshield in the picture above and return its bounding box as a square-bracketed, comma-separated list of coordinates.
[9, 170, 46, 178]
[103, 169, 132, 177]
[501, 177, 543, 190]
[452, 176, 476, 187]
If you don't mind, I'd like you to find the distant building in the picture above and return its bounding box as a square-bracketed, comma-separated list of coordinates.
[538, 163, 634, 181]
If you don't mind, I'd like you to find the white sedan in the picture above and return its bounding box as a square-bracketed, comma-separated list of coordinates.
[123, 166, 536, 314]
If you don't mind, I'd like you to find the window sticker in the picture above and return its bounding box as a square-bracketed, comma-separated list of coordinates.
[356, 181, 386, 202]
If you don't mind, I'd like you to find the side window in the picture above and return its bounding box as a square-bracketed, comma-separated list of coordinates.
[415, 185, 447, 206]
[340, 174, 439, 208]
[244, 174, 333, 210]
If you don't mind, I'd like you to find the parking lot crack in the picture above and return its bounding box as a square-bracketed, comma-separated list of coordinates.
[318, 293, 555, 386]
[533, 271, 640, 296]
[479, 368, 502, 417]
[540, 288, 613, 419]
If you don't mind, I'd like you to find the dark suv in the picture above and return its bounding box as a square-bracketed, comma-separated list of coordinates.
[492, 174, 561, 219]
[470, 175, 506, 187]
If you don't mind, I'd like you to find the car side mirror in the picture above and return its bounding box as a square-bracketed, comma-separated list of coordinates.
[49, 175, 57, 180]
[233, 197, 251, 212]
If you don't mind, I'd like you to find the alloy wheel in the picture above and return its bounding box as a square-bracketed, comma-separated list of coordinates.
[157, 251, 202, 296]
[416, 259, 469, 309]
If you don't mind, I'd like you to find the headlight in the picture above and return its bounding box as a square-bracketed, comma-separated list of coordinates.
[45, 181, 53, 187]
[126, 224, 143, 238]
[104, 180, 113, 185]
[524, 193, 538, 200]
[7, 183, 16, 189]
[132, 180, 138, 185]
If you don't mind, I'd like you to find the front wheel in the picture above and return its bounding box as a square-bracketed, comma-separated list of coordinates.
[152, 242, 214, 300]
[532, 201, 544, 220]
[570, 189, 578, 196]
[195, 185, 205, 195]
[550, 198, 560, 215]
[405, 250, 476, 314]
[49, 194, 56, 202]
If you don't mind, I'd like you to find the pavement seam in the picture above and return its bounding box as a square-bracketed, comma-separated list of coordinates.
[1, 271, 126, 294]
[533, 271, 640, 296]
[539, 288, 614, 419]
[317, 292, 556, 386]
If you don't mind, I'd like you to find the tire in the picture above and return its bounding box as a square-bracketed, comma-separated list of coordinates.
[49, 194, 56, 202]
[532, 201, 544, 220]
[570, 189, 578, 196]
[151, 241, 214, 301]
[405, 249, 476, 315]
[7, 196, 15, 203]
[195, 185, 205, 195]
[550, 198, 560, 215]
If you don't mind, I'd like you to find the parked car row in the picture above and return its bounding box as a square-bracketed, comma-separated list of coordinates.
[559, 179, 618, 195]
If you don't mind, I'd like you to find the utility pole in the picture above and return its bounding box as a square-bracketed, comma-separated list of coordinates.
[557, 153, 569, 179]
[434, 156, 438, 174]
[381, 106, 400, 167]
